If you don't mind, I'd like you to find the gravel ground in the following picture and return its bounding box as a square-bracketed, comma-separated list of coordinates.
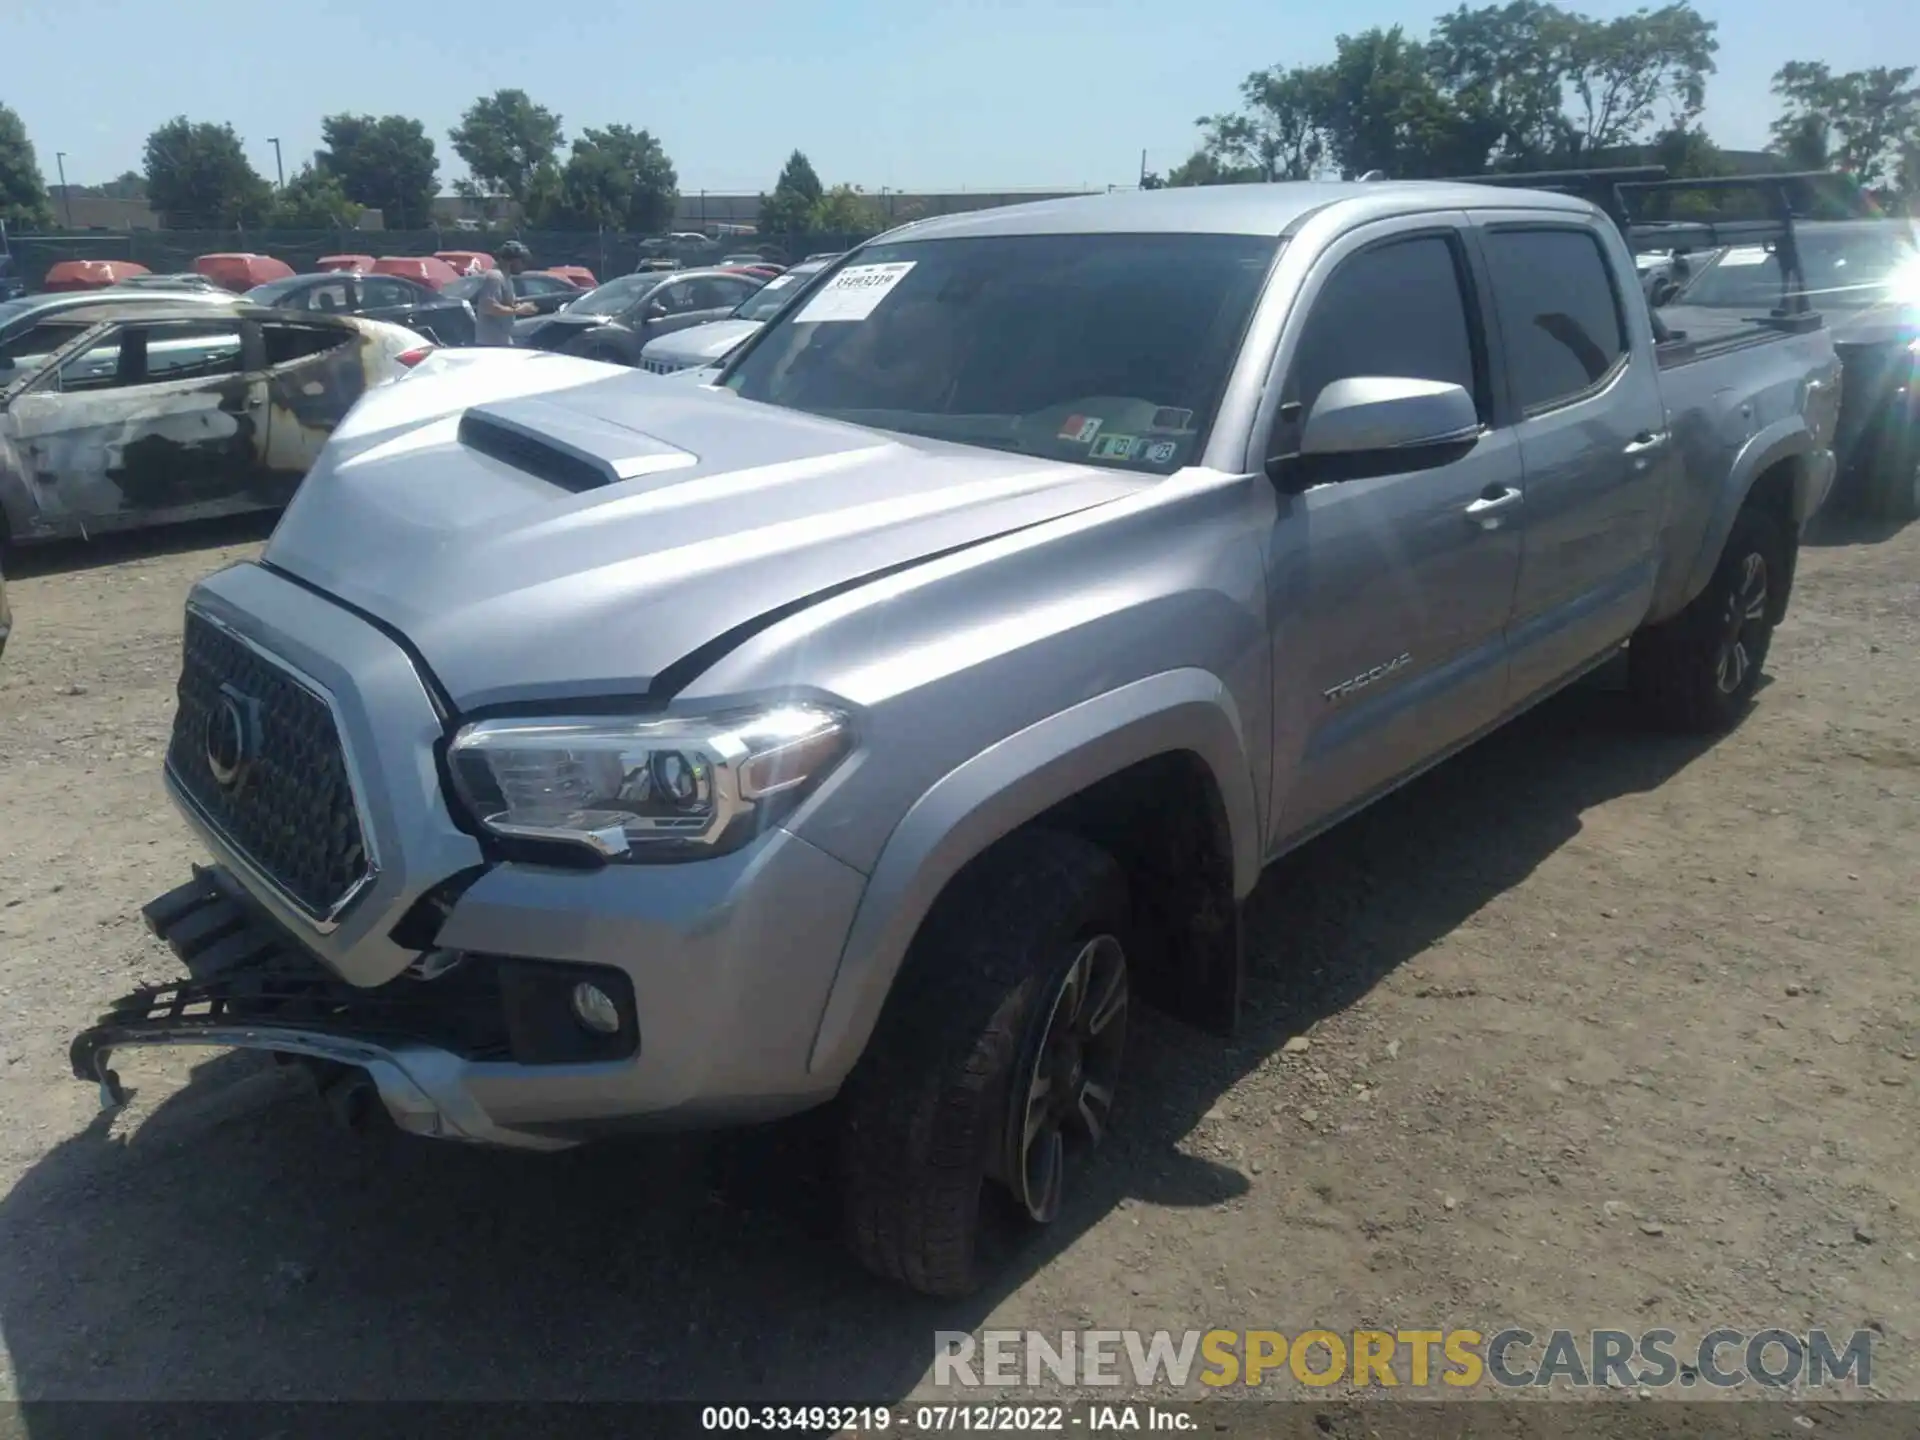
[0, 509, 1914, 1405]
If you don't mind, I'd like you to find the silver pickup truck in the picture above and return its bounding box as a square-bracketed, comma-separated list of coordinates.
[77, 177, 1840, 1296]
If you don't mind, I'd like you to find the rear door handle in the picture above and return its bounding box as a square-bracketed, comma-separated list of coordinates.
[1624, 430, 1669, 454]
[1463, 485, 1523, 529]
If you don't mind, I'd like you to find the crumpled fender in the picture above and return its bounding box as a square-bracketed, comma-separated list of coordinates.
[805, 667, 1262, 1081]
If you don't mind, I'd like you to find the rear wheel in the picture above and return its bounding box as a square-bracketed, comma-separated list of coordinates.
[1629, 506, 1787, 733]
[838, 830, 1131, 1296]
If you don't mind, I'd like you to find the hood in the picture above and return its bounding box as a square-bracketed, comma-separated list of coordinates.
[264, 363, 1140, 710]
[641, 318, 762, 366]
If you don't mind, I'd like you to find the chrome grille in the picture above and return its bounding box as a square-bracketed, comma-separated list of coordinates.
[165, 611, 371, 923]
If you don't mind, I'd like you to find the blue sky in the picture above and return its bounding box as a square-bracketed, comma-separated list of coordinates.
[3, 0, 1915, 194]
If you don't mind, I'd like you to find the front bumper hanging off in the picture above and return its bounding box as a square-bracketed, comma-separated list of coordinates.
[67, 867, 606, 1149]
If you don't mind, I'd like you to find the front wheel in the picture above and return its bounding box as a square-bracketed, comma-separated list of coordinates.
[1629, 506, 1787, 733]
[838, 830, 1131, 1296]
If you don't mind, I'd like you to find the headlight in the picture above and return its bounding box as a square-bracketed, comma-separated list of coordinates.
[447, 704, 850, 860]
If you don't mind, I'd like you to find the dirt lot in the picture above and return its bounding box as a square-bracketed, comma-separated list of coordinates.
[0, 511, 1915, 1406]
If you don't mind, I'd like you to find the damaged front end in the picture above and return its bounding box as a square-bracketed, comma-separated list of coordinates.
[71, 865, 634, 1147]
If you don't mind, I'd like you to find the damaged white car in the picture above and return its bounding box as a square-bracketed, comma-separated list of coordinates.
[0, 299, 429, 545]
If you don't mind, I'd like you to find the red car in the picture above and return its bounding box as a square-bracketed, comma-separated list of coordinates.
[41, 259, 151, 292]
[194, 253, 295, 292]
[539, 265, 597, 289]
[371, 256, 462, 290]
[433, 250, 495, 278]
[317, 254, 376, 274]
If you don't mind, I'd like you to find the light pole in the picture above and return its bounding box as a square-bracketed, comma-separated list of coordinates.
[267, 137, 284, 188]
[55, 151, 72, 227]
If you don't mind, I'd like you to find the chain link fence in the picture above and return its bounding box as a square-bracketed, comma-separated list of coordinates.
[1, 227, 881, 292]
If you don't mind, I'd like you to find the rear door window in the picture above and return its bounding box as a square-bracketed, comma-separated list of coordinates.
[1483, 228, 1628, 413]
[360, 277, 417, 308]
[264, 322, 352, 366]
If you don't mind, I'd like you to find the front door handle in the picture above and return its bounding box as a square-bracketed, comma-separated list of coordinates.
[1624, 430, 1669, 454]
[1463, 485, 1523, 529]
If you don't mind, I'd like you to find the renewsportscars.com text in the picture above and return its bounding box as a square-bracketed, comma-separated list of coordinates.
[933, 1328, 1875, 1390]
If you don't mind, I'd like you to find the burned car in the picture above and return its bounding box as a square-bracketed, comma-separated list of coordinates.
[0, 300, 429, 545]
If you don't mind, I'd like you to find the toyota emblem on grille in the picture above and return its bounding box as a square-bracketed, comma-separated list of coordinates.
[205, 683, 262, 792]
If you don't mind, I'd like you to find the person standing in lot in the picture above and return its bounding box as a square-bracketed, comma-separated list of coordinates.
[474, 240, 537, 345]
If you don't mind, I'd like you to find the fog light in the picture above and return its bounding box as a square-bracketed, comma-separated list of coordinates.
[570, 981, 621, 1035]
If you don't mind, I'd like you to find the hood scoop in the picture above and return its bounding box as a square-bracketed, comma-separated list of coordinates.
[458, 398, 696, 494]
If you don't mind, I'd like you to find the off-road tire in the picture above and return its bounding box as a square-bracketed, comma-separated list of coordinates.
[1629, 505, 1788, 733]
[838, 829, 1130, 1297]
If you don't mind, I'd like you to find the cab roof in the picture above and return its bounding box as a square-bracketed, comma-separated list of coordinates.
[880, 180, 1598, 242]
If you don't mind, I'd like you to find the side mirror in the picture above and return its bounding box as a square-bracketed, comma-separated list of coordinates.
[1299, 377, 1479, 458]
[1270, 376, 1479, 490]
[645, 302, 669, 321]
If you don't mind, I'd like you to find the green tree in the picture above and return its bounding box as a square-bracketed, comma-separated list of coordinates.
[0, 102, 53, 228]
[449, 89, 563, 206]
[142, 116, 272, 227]
[540, 124, 677, 231]
[269, 165, 362, 228]
[318, 114, 438, 227]
[1318, 25, 1491, 176]
[759, 150, 824, 236]
[1770, 62, 1920, 192]
[811, 183, 879, 234]
[1560, 3, 1718, 157]
[1166, 147, 1263, 186]
[1200, 66, 1332, 179]
[1426, 0, 1577, 165]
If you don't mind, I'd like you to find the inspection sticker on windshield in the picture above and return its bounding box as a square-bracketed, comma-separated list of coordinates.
[795, 262, 917, 322]
[761, 273, 797, 290]
[1089, 433, 1139, 460]
[1719, 246, 1770, 267]
[1058, 414, 1103, 443]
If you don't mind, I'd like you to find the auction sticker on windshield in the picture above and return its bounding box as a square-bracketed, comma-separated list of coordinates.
[795, 262, 917, 323]
[1719, 247, 1770, 267]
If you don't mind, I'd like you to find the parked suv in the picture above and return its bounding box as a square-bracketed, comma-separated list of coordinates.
[78, 178, 1838, 1296]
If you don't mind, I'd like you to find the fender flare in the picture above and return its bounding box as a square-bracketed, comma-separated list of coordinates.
[805, 668, 1262, 1080]
[1678, 419, 1815, 607]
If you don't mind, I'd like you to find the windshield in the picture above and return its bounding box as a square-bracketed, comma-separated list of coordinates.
[443, 275, 485, 301]
[722, 232, 1278, 474]
[733, 265, 824, 321]
[0, 297, 41, 328]
[243, 276, 308, 305]
[569, 275, 656, 317]
[1680, 227, 1920, 310]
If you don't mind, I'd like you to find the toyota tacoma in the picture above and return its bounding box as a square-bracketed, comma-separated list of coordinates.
[76, 174, 1840, 1295]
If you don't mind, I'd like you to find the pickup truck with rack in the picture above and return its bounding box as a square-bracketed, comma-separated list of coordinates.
[75, 170, 1840, 1296]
